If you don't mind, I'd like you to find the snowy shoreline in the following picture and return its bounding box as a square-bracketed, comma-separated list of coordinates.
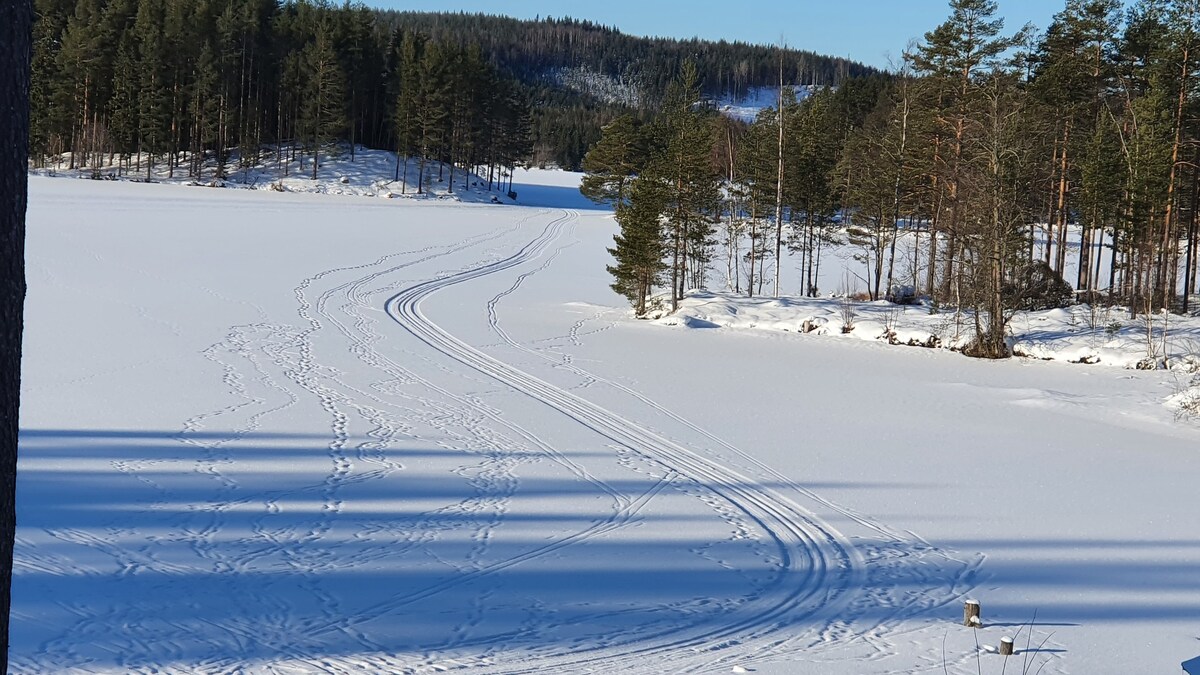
[656, 290, 1200, 372]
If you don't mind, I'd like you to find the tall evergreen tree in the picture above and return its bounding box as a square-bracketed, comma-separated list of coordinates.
[301, 21, 347, 179]
[580, 113, 645, 207]
[911, 0, 1021, 304]
[609, 176, 667, 315]
[654, 61, 721, 310]
[134, 0, 171, 179]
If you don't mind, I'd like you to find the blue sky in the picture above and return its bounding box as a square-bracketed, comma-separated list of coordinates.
[366, 0, 1064, 70]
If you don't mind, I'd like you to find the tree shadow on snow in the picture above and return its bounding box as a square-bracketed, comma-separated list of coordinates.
[10, 428, 1200, 671]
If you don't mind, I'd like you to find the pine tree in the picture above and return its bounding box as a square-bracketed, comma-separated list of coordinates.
[609, 176, 667, 315]
[134, 0, 171, 179]
[54, 0, 106, 168]
[1031, 0, 1122, 287]
[107, 31, 140, 171]
[654, 61, 721, 310]
[190, 41, 222, 179]
[415, 40, 452, 192]
[910, 0, 1021, 304]
[29, 2, 69, 164]
[301, 21, 347, 179]
[392, 30, 424, 189]
[580, 113, 645, 207]
[738, 107, 783, 296]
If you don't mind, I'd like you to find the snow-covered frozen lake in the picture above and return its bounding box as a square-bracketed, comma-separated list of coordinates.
[14, 173, 1200, 674]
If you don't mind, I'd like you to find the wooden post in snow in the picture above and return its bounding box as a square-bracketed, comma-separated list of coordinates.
[999, 637, 1015, 656]
[963, 599, 981, 627]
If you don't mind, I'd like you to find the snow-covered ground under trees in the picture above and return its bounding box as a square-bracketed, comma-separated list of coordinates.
[14, 168, 1200, 674]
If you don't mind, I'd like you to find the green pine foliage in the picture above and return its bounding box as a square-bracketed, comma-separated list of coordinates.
[588, 61, 722, 314]
[608, 176, 667, 315]
[579, 113, 645, 208]
[30, 0, 533, 191]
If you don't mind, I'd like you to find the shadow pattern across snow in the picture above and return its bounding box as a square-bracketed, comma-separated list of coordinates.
[14, 210, 983, 674]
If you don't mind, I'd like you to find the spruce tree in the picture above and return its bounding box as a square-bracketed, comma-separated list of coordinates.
[301, 22, 347, 180]
[609, 176, 667, 315]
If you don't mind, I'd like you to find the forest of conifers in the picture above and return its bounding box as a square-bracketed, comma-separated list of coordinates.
[589, 0, 1200, 358]
[30, 0, 538, 186]
[28, 0, 870, 176]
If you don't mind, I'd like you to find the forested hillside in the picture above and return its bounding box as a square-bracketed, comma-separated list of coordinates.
[375, 12, 876, 166]
[28, 1, 876, 173]
[373, 12, 873, 97]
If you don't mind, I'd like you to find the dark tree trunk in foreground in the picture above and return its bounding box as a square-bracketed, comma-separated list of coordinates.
[1, 1, 33, 671]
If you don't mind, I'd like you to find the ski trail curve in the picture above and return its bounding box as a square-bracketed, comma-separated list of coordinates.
[381, 209, 868, 671]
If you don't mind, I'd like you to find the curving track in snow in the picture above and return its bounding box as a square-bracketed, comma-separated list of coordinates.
[381, 209, 871, 671]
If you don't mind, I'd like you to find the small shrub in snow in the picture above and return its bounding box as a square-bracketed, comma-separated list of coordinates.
[887, 284, 919, 305]
[1005, 261, 1074, 311]
[1169, 373, 1200, 420]
[838, 295, 857, 334]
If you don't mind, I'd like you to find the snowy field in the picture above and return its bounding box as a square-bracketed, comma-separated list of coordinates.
[14, 170, 1200, 674]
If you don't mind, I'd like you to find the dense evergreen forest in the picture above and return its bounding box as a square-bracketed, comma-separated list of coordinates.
[28, 1, 874, 173]
[30, 0, 536, 187]
[589, 0, 1200, 359]
[373, 12, 876, 167]
[375, 12, 873, 97]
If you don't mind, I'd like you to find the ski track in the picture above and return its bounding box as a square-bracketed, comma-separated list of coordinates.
[17, 206, 983, 674]
[391, 210, 981, 673]
[381, 210, 863, 672]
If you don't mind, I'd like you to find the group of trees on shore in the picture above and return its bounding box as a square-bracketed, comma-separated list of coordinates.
[589, 0, 1200, 358]
[30, 0, 531, 190]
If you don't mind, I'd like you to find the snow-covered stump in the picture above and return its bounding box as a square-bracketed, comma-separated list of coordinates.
[963, 599, 981, 627]
[999, 637, 1015, 656]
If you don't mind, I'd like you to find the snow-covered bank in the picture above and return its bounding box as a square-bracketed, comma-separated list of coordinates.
[658, 290, 1200, 373]
[31, 145, 518, 204]
[14, 173, 1200, 674]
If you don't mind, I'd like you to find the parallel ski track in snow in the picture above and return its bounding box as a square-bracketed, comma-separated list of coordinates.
[482, 229, 985, 670]
[382, 209, 867, 671]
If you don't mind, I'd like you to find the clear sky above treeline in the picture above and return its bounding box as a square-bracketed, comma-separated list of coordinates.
[366, 0, 1062, 71]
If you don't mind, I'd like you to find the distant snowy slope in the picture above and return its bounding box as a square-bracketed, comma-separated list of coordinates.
[715, 85, 817, 122]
